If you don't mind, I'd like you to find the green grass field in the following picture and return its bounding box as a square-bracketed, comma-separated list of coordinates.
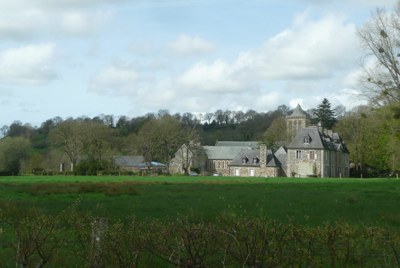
[1, 175, 400, 228]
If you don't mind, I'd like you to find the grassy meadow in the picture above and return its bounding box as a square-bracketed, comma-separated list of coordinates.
[1, 175, 400, 228]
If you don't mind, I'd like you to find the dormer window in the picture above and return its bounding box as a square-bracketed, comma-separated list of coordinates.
[304, 135, 311, 144]
[242, 157, 248, 164]
[253, 157, 259, 164]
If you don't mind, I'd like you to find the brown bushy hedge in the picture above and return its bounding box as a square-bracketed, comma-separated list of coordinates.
[0, 204, 399, 267]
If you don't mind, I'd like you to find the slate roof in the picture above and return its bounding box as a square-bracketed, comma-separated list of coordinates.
[287, 126, 349, 153]
[288, 104, 306, 117]
[114, 155, 145, 167]
[229, 148, 279, 167]
[274, 146, 288, 168]
[137, 162, 166, 168]
[229, 149, 260, 166]
[203, 146, 251, 160]
[215, 141, 259, 149]
[266, 153, 280, 167]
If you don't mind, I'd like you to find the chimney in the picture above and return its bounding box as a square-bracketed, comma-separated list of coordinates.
[260, 143, 267, 168]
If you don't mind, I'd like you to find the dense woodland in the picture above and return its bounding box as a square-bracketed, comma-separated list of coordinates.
[3, 4, 400, 177]
[0, 104, 295, 175]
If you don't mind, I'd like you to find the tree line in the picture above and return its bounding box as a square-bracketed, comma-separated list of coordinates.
[1, 95, 399, 177]
[0, 98, 399, 178]
[0, 102, 339, 176]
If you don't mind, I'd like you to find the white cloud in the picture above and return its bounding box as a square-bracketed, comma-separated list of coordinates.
[301, 0, 396, 8]
[251, 12, 358, 80]
[289, 98, 305, 109]
[90, 12, 363, 114]
[90, 63, 140, 95]
[0, 2, 116, 40]
[0, 9, 48, 40]
[352, 0, 396, 7]
[168, 34, 216, 56]
[177, 59, 252, 93]
[0, 0, 125, 9]
[177, 12, 358, 95]
[61, 10, 114, 35]
[0, 43, 58, 85]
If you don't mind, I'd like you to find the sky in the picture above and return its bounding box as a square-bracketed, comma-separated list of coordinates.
[0, 0, 397, 127]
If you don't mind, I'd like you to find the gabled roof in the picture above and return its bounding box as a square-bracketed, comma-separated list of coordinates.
[287, 104, 306, 117]
[274, 146, 287, 168]
[229, 148, 280, 167]
[215, 141, 259, 149]
[203, 146, 251, 160]
[229, 149, 261, 166]
[266, 153, 279, 167]
[287, 127, 325, 149]
[287, 126, 349, 153]
[137, 162, 166, 168]
[114, 155, 145, 167]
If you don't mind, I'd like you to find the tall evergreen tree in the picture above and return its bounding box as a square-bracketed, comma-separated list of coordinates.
[315, 98, 337, 130]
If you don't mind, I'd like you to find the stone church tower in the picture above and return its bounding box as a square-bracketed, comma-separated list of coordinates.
[286, 104, 308, 140]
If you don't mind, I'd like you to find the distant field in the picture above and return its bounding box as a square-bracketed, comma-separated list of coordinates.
[1, 175, 400, 227]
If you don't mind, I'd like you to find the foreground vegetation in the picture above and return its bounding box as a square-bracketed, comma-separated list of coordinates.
[1, 208, 400, 267]
[0, 176, 400, 267]
[1, 176, 400, 226]
[1, 176, 400, 266]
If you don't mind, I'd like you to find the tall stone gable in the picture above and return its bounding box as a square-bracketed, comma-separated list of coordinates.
[286, 104, 308, 140]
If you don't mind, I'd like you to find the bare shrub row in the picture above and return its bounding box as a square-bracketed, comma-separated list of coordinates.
[0, 204, 399, 267]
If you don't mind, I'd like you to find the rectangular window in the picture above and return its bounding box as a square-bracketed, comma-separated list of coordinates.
[309, 150, 315, 160]
[235, 168, 240, 176]
[296, 150, 302, 159]
[249, 169, 255, 176]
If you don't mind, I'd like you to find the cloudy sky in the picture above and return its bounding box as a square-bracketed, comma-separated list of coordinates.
[0, 0, 397, 127]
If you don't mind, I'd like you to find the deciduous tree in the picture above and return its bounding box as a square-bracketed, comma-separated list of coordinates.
[358, 4, 400, 105]
[0, 137, 30, 175]
[49, 120, 83, 171]
[263, 117, 287, 150]
[136, 116, 182, 170]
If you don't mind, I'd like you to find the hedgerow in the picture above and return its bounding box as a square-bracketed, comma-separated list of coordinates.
[1, 203, 399, 267]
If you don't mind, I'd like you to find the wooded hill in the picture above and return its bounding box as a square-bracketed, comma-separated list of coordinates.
[1, 98, 400, 177]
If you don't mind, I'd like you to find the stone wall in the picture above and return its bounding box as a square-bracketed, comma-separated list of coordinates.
[287, 149, 323, 177]
[229, 166, 279, 177]
[207, 159, 231, 175]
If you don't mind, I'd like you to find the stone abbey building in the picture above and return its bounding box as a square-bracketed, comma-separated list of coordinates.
[170, 105, 349, 178]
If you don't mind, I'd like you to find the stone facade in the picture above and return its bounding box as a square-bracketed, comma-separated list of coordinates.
[287, 127, 349, 178]
[169, 141, 284, 177]
[169, 104, 349, 178]
[205, 159, 231, 175]
[229, 166, 279, 177]
[169, 143, 206, 174]
[228, 144, 283, 177]
[286, 104, 309, 140]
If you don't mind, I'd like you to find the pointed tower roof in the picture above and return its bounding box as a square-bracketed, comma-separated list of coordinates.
[288, 104, 306, 117]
